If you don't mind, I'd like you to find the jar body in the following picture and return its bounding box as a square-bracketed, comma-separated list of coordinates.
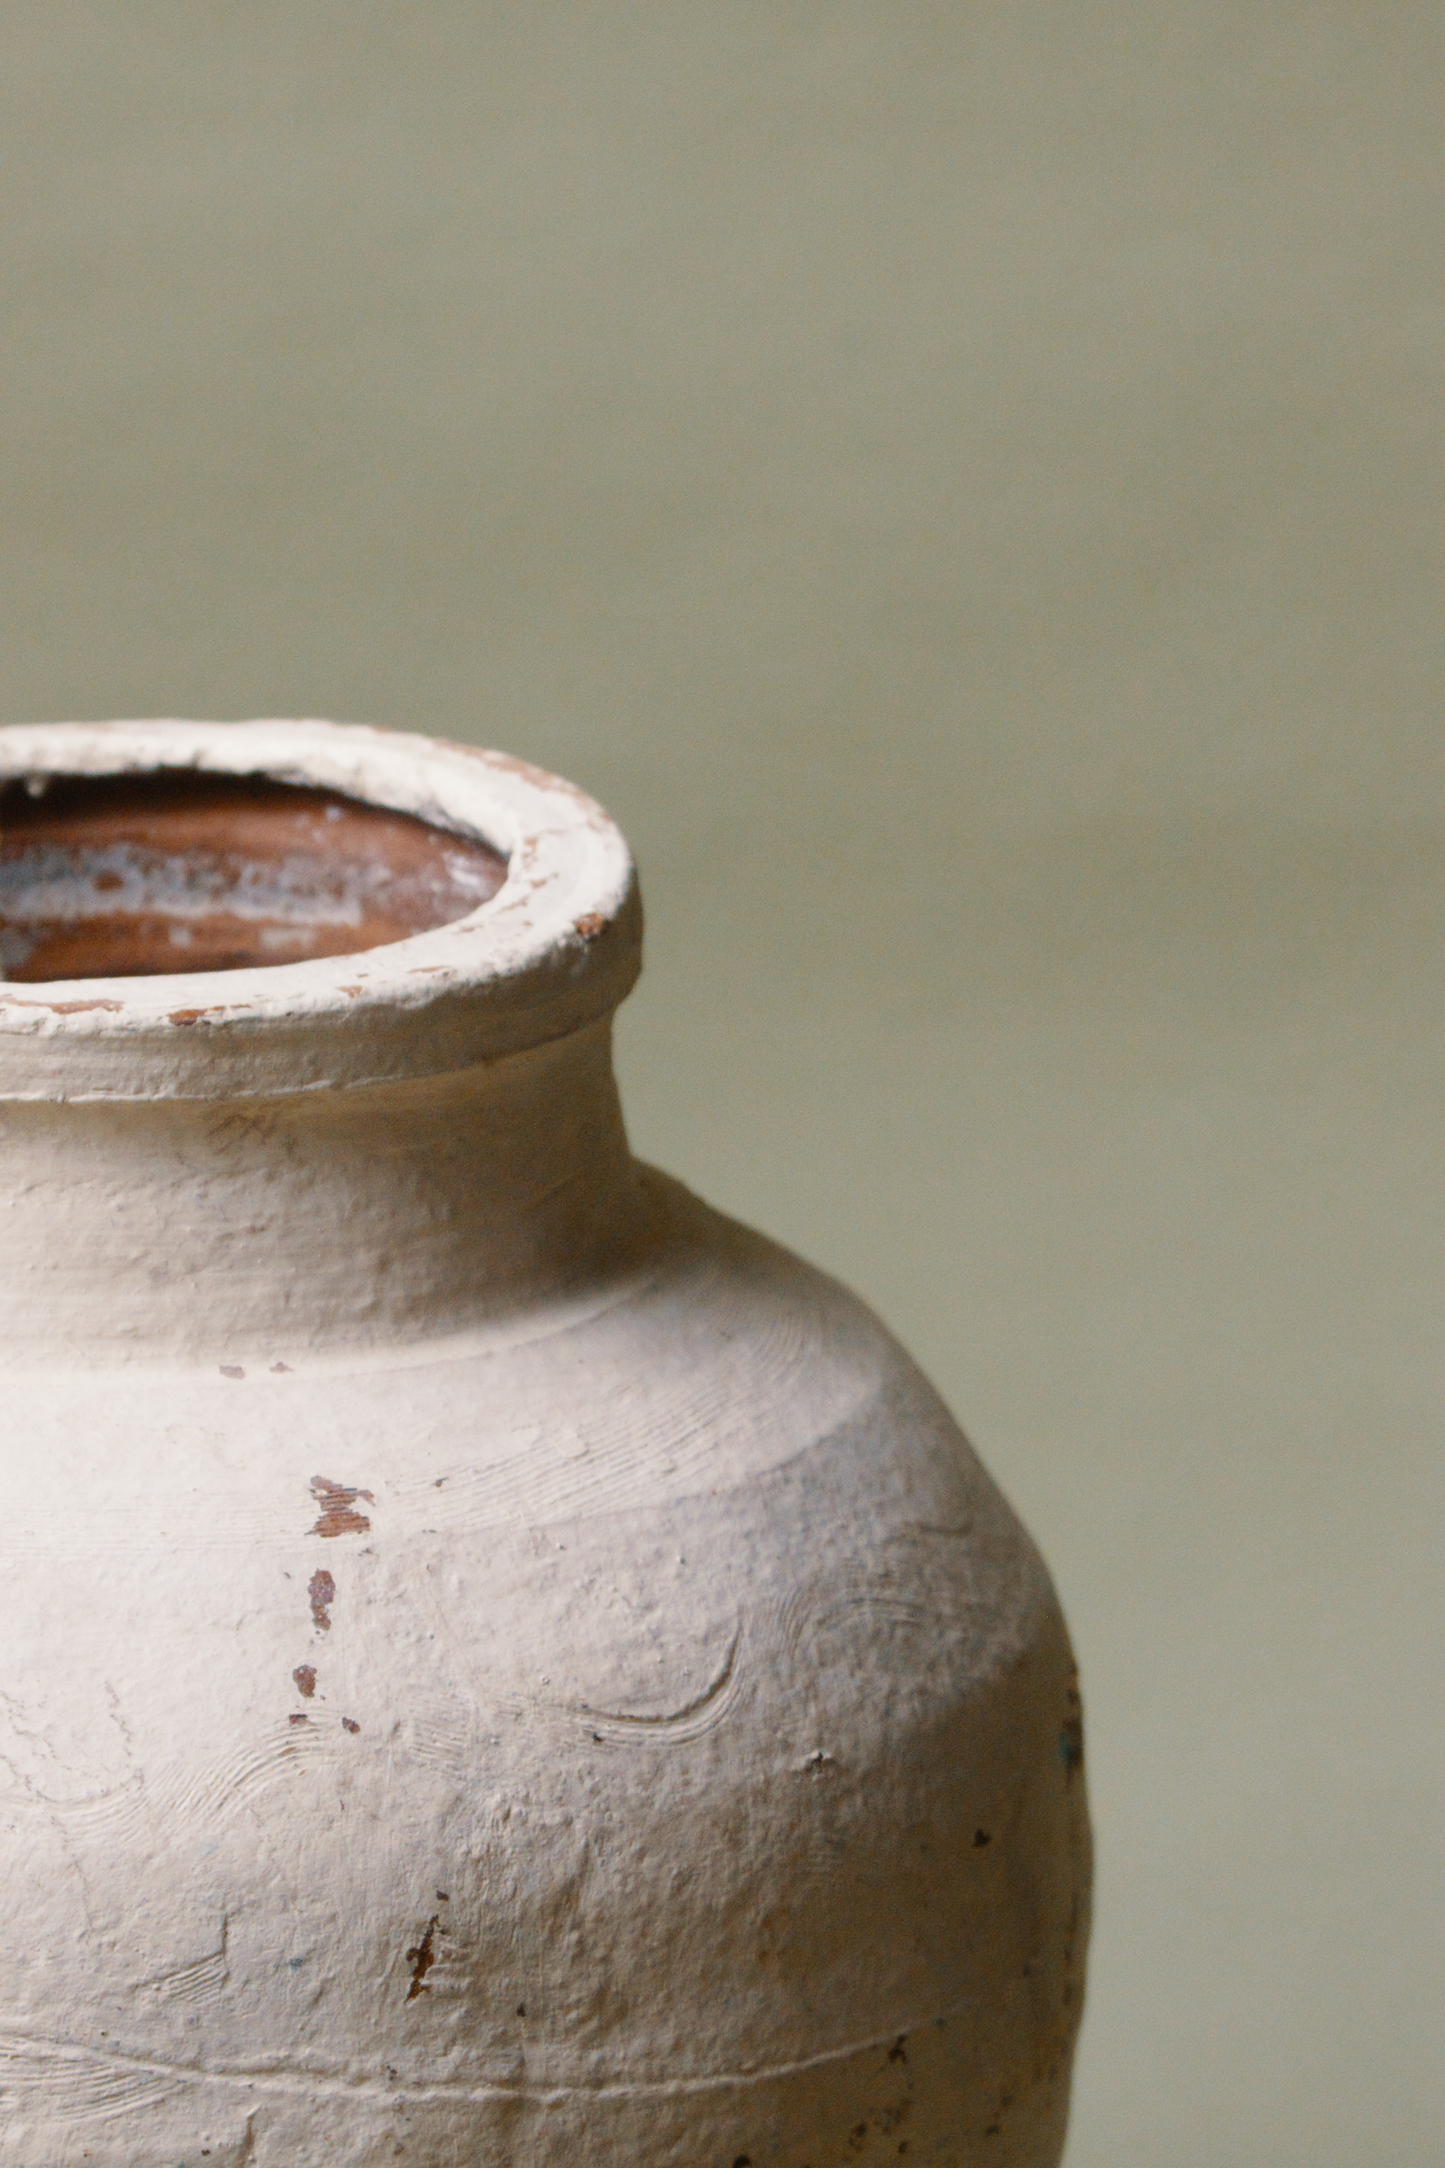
[0, 1168, 1088, 2168]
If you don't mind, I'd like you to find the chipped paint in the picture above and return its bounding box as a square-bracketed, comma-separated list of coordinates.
[404, 1916, 442, 2001]
[308, 1569, 336, 1633]
[309, 1477, 373, 1539]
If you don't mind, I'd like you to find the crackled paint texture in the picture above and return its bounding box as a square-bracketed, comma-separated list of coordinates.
[0, 720, 1090, 2166]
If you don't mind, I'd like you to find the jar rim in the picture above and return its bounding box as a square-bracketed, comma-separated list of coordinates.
[0, 719, 640, 1101]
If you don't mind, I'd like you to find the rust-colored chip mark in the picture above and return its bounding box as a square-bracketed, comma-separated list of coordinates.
[341, 1716, 361, 1734]
[310, 1475, 374, 1538]
[293, 1664, 317, 1698]
[168, 1007, 209, 1026]
[405, 1916, 441, 2001]
[573, 911, 606, 942]
[1059, 1671, 1084, 1782]
[288, 1712, 310, 1727]
[309, 1568, 336, 1632]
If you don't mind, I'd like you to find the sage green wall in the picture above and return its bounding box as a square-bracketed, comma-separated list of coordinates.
[2, 8, 1440, 2162]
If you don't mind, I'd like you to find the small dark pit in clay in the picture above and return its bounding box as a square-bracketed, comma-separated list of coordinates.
[0, 770, 508, 980]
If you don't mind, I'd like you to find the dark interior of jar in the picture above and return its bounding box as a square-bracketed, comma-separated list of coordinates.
[0, 769, 508, 980]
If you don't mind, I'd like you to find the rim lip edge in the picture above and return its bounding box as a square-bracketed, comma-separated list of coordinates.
[0, 719, 640, 1100]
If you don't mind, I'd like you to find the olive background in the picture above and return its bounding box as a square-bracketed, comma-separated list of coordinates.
[2, 7, 1441, 2161]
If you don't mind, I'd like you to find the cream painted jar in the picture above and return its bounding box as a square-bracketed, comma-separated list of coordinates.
[0, 720, 1089, 2167]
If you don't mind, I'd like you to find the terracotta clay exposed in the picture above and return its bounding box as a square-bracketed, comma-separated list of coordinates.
[0, 767, 506, 980]
[0, 719, 1089, 2168]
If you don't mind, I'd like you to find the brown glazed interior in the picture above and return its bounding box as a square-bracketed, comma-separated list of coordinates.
[0, 770, 508, 980]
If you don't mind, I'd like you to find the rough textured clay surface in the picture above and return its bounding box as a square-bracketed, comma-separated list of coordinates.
[0, 720, 1090, 2166]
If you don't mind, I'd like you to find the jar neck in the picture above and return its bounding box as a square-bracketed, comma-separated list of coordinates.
[0, 1019, 647, 1368]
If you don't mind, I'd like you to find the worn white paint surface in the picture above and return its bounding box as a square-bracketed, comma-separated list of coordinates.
[0, 721, 1089, 2165]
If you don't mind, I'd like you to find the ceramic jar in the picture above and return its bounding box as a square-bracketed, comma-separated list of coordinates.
[0, 719, 1089, 2167]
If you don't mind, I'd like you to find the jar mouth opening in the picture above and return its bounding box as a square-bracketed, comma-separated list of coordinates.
[0, 721, 640, 1099]
[0, 767, 509, 983]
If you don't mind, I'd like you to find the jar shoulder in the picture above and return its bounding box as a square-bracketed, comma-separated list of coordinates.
[2, 1162, 1001, 1526]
